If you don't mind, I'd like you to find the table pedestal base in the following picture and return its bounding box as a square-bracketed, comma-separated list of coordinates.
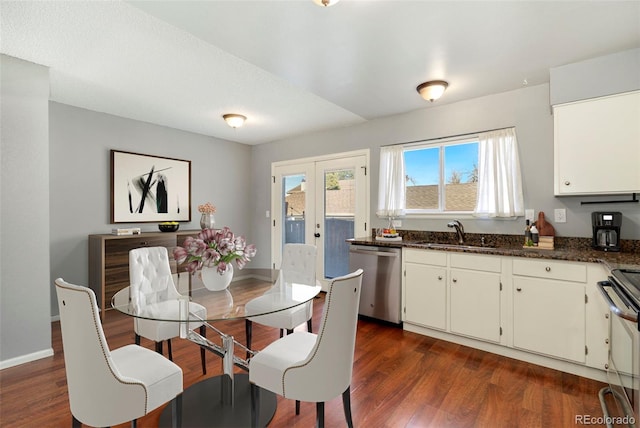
[159, 374, 277, 427]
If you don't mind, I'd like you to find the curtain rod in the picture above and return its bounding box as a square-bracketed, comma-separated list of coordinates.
[381, 126, 515, 148]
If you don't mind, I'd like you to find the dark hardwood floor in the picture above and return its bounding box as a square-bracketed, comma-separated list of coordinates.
[1, 280, 607, 427]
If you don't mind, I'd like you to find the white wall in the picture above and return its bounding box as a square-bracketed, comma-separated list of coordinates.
[1, 55, 53, 367]
[250, 83, 640, 268]
[48, 103, 253, 317]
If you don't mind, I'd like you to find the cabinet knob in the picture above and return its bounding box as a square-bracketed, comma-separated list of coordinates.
[516, 287, 522, 292]
[438, 276, 443, 280]
[545, 266, 551, 272]
[564, 181, 570, 186]
[605, 339, 609, 345]
[452, 278, 457, 283]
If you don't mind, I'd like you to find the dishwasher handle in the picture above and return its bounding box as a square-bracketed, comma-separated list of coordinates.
[349, 248, 399, 257]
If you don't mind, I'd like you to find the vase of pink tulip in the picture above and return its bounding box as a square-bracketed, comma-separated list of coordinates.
[173, 227, 257, 291]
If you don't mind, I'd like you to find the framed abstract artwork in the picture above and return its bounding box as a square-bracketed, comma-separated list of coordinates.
[111, 150, 191, 223]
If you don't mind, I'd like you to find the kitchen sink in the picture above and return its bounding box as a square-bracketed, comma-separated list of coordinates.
[413, 241, 495, 250]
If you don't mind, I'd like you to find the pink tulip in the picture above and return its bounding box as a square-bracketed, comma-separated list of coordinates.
[216, 261, 229, 275]
[173, 246, 188, 264]
[175, 226, 255, 275]
[244, 244, 257, 258]
[185, 260, 200, 273]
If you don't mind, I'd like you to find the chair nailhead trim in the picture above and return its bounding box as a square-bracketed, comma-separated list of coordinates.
[57, 282, 149, 414]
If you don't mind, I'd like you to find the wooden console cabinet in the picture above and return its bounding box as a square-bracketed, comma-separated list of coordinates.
[88, 230, 200, 318]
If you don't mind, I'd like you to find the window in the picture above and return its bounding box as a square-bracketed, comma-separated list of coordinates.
[378, 128, 522, 219]
[404, 138, 479, 213]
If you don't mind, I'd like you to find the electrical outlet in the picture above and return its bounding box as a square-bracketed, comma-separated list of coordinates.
[525, 209, 535, 223]
[392, 220, 402, 228]
[265, 210, 270, 218]
[554, 208, 566, 223]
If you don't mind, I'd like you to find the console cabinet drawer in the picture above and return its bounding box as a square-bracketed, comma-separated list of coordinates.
[89, 230, 199, 319]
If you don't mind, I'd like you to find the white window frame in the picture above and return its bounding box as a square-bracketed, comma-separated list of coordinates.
[403, 135, 479, 218]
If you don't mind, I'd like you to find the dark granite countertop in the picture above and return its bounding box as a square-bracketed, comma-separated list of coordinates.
[348, 231, 640, 271]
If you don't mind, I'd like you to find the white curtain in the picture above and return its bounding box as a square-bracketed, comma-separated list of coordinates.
[376, 145, 406, 218]
[474, 128, 524, 218]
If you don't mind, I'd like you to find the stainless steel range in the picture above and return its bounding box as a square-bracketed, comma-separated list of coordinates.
[598, 269, 640, 428]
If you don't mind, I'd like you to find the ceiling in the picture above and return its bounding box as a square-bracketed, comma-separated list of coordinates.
[2, 1, 639, 145]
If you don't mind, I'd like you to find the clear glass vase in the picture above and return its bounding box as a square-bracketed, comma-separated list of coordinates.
[200, 213, 215, 230]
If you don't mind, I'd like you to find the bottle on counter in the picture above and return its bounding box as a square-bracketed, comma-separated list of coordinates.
[524, 219, 532, 246]
[530, 224, 539, 246]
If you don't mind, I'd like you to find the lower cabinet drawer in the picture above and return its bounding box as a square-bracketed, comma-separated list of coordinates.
[450, 253, 501, 273]
[512, 258, 587, 283]
[404, 248, 447, 266]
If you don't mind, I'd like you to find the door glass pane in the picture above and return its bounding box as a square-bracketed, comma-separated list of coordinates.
[324, 169, 354, 278]
[282, 174, 306, 245]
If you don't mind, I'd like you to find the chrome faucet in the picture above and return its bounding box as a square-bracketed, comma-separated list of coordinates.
[447, 220, 465, 244]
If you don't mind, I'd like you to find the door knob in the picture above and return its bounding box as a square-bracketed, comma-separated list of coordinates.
[314, 233, 321, 238]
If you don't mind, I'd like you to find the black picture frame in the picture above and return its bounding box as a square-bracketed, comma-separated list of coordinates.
[110, 150, 191, 223]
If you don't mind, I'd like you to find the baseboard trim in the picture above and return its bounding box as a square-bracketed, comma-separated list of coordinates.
[403, 322, 608, 383]
[0, 348, 54, 370]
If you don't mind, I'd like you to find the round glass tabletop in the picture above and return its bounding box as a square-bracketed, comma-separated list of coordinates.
[111, 270, 321, 323]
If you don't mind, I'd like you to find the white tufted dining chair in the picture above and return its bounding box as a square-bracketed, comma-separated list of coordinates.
[55, 278, 183, 428]
[245, 244, 318, 355]
[249, 269, 364, 428]
[129, 246, 207, 374]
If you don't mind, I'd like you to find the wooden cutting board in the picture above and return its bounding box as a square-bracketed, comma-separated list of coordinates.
[537, 211, 555, 236]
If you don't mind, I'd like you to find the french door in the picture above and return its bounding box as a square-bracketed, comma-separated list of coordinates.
[271, 151, 369, 290]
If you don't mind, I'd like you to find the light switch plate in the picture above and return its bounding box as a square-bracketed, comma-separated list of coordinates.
[525, 209, 535, 223]
[554, 208, 566, 223]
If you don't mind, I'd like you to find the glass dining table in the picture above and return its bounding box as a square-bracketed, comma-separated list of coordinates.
[111, 269, 321, 427]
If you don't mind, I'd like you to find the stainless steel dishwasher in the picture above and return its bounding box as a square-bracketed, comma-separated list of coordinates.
[349, 245, 402, 325]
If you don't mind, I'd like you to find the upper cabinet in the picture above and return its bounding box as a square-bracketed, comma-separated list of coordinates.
[553, 91, 640, 196]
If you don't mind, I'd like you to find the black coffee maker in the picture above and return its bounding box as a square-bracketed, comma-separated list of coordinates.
[592, 212, 622, 252]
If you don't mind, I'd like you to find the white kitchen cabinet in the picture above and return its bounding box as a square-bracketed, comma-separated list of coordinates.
[450, 269, 501, 343]
[553, 91, 640, 195]
[402, 247, 610, 380]
[512, 259, 587, 363]
[449, 253, 502, 343]
[403, 250, 502, 343]
[405, 263, 447, 330]
[403, 249, 447, 330]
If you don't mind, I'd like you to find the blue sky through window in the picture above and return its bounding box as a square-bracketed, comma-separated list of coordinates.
[405, 142, 478, 185]
[284, 175, 304, 192]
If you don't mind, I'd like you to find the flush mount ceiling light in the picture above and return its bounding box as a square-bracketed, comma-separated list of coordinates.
[222, 114, 246, 128]
[416, 80, 449, 102]
[313, 0, 340, 6]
